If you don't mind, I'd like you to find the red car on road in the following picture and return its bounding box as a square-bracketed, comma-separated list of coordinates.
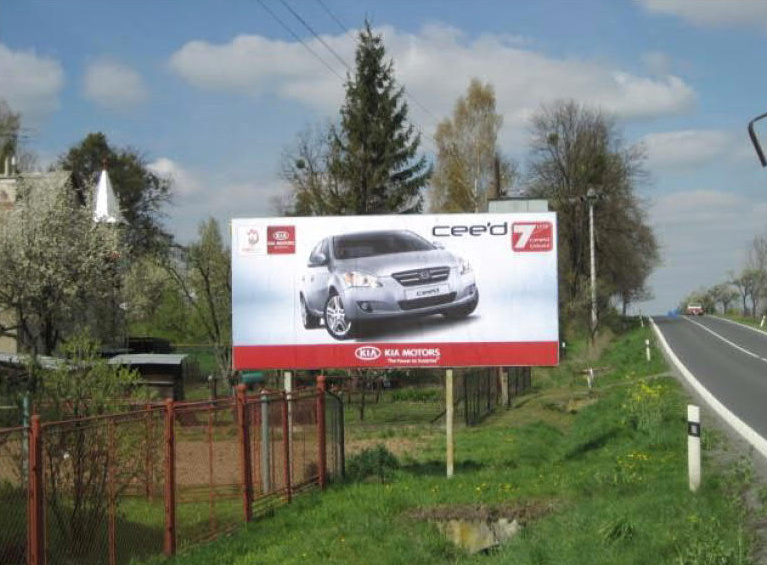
[685, 304, 704, 316]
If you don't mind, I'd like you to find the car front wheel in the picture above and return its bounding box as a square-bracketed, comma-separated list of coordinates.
[300, 294, 321, 329]
[324, 293, 355, 340]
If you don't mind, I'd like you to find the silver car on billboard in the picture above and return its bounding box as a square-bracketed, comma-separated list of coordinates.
[299, 230, 479, 340]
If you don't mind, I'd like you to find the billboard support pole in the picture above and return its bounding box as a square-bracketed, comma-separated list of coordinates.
[446, 369, 454, 478]
[284, 371, 293, 469]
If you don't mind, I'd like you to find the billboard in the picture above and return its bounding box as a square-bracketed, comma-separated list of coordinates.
[232, 213, 558, 370]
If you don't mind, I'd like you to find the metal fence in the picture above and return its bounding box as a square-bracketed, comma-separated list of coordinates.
[463, 367, 532, 426]
[0, 426, 27, 565]
[4, 379, 343, 565]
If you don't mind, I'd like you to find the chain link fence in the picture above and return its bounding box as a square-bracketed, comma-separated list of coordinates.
[0, 426, 27, 565]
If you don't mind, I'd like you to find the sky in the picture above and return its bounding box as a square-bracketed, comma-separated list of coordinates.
[2, 0, 767, 315]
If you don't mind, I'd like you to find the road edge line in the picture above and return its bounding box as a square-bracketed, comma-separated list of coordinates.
[651, 317, 767, 460]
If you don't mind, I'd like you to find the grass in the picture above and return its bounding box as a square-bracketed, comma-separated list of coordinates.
[722, 313, 767, 332]
[138, 321, 758, 565]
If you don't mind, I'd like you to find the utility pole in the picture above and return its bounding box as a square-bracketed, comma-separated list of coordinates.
[587, 187, 598, 336]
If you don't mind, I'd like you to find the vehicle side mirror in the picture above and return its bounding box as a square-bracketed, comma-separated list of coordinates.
[432, 241, 444, 249]
[309, 252, 328, 267]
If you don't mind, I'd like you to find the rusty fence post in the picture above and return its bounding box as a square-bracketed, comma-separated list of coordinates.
[27, 415, 45, 565]
[108, 419, 117, 565]
[281, 391, 292, 503]
[236, 385, 253, 523]
[163, 399, 176, 557]
[317, 376, 327, 490]
[145, 404, 153, 501]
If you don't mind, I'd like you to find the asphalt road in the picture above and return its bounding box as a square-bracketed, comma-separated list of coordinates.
[653, 315, 767, 441]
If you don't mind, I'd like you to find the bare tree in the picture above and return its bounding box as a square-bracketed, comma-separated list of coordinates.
[526, 99, 658, 327]
[279, 123, 349, 216]
[164, 218, 231, 377]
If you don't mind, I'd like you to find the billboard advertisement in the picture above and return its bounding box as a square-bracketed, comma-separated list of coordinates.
[232, 213, 558, 370]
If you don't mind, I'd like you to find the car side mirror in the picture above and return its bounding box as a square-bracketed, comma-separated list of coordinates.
[432, 241, 444, 249]
[309, 252, 328, 267]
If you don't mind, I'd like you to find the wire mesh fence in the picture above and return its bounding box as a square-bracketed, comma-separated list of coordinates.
[0, 426, 27, 565]
[7, 383, 342, 565]
[339, 367, 534, 430]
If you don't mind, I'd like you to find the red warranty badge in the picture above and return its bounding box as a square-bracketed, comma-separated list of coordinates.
[267, 226, 296, 254]
[512, 222, 553, 252]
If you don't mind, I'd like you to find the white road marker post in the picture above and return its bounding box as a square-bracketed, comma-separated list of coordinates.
[761, 315, 766, 328]
[446, 369, 454, 478]
[688, 405, 701, 492]
[587, 367, 594, 389]
[645, 339, 651, 362]
[640, 313, 644, 328]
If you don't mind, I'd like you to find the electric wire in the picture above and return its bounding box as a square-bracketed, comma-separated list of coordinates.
[315, 0, 348, 35]
[255, 0, 346, 82]
[260, 0, 439, 150]
[280, 0, 350, 71]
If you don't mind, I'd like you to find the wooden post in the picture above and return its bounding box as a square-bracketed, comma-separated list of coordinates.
[446, 369, 454, 478]
[27, 415, 45, 565]
[317, 376, 327, 489]
[236, 385, 253, 522]
[163, 399, 177, 557]
[500, 368, 509, 408]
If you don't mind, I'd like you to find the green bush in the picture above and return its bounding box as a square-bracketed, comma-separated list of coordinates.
[346, 444, 399, 482]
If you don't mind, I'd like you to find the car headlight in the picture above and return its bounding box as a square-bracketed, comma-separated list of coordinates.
[459, 258, 472, 275]
[343, 271, 382, 288]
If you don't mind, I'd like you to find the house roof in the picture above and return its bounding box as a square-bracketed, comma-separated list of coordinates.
[108, 354, 189, 366]
[0, 353, 65, 370]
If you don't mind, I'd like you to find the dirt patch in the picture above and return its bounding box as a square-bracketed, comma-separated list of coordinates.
[407, 500, 556, 523]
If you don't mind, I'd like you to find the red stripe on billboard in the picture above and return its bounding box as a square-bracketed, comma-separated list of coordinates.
[233, 342, 559, 370]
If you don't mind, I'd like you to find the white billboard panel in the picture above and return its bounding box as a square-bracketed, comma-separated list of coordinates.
[232, 213, 558, 370]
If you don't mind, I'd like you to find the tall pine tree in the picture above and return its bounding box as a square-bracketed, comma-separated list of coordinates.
[331, 21, 430, 214]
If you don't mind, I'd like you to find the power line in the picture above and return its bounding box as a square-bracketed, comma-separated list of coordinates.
[280, 0, 349, 71]
[315, 0, 348, 35]
[255, 0, 345, 82]
[309, 0, 441, 127]
[260, 0, 439, 150]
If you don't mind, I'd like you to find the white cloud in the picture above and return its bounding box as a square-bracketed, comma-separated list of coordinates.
[0, 44, 64, 123]
[638, 0, 767, 29]
[641, 130, 735, 170]
[148, 157, 201, 197]
[149, 157, 288, 243]
[169, 23, 696, 139]
[83, 59, 148, 111]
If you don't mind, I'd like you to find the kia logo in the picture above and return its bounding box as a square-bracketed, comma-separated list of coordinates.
[272, 230, 290, 241]
[420, 270, 430, 280]
[355, 346, 381, 361]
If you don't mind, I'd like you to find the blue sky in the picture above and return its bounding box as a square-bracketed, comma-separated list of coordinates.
[3, 0, 767, 314]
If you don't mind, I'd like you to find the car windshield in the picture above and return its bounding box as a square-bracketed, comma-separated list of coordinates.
[332, 231, 434, 260]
